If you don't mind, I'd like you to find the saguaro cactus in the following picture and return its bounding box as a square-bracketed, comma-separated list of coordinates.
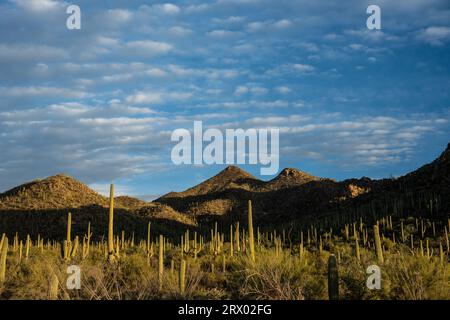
[0, 237, 8, 283]
[66, 212, 72, 245]
[179, 259, 186, 295]
[19, 240, 23, 262]
[222, 252, 226, 272]
[230, 224, 234, 257]
[71, 236, 79, 258]
[64, 212, 72, 260]
[82, 222, 92, 259]
[373, 225, 384, 263]
[235, 222, 240, 252]
[25, 234, 30, 260]
[159, 234, 164, 290]
[108, 184, 115, 262]
[355, 238, 361, 262]
[327, 254, 339, 300]
[147, 222, 151, 255]
[299, 231, 304, 261]
[445, 227, 449, 253]
[248, 200, 255, 262]
[0, 234, 5, 252]
[400, 221, 405, 242]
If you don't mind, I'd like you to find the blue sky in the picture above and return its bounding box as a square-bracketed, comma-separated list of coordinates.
[0, 0, 449, 199]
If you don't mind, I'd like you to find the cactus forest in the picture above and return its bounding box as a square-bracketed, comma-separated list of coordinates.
[0, 181, 448, 300]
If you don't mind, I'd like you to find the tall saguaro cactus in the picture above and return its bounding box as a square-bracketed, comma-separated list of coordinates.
[230, 224, 234, 257]
[355, 238, 361, 262]
[327, 254, 339, 300]
[159, 234, 164, 291]
[82, 222, 92, 259]
[179, 259, 186, 296]
[25, 234, 30, 260]
[108, 184, 115, 262]
[235, 222, 240, 252]
[64, 212, 72, 260]
[373, 225, 384, 263]
[248, 200, 255, 262]
[147, 222, 151, 255]
[0, 237, 8, 283]
[66, 212, 72, 245]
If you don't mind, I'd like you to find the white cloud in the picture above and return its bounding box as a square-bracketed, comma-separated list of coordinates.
[416, 26, 450, 46]
[234, 86, 248, 95]
[125, 91, 162, 105]
[126, 40, 173, 55]
[272, 19, 292, 29]
[275, 86, 291, 94]
[250, 86, 268, 95]
[293, 64, 315, 73]
[106, 9, 133, 23]
[12, 0, 62, 12]
[168, 26, 193, 36]
[0, 86, 87, 98]
[0, 44, 68, 61]
[212, 16, 245, 24]
[207, 29, 243, 38]
[246, 19, 293, 33]
[265, 63, 315, 77]
[153, 3, 181, 14]
[125, 90, 193, 105]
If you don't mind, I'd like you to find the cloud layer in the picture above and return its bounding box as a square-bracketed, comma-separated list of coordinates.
[0, 0, 449, 196]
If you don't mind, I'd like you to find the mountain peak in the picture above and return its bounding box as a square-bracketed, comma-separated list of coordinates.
[278, 168, 310, 177]
[218, 165, 255, 178]
[264, 167, 320, 190]
[159, 166, 261, 199]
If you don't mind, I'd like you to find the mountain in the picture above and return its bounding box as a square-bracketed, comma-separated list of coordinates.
[0, 143, 448, 239]
[157, 143, 450, 225]
[0, 174, 193, 240]
[159, 165, 263, 199]
[0, 174, 148, 211]
[0, 174, 108, 210]
[156, 165, 368, 221]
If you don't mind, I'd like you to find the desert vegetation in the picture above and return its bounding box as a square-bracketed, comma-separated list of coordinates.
[0, 186, 448, 300]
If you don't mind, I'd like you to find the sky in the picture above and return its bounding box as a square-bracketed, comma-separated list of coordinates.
[0, 0, 449, 200]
